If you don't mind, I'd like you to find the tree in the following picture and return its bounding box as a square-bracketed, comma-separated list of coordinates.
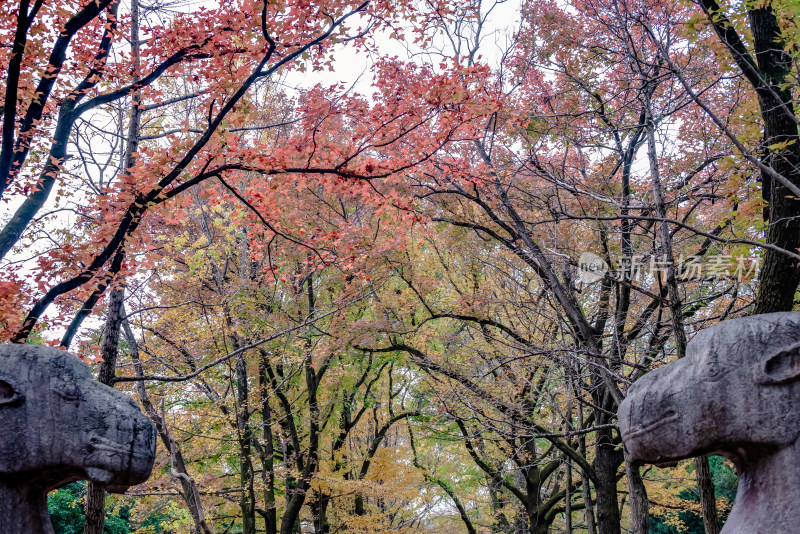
[1, 0, 447, 343]
[348, 1, 766, 533]
[692, 0, 800, 313]
[48, 481, 175, 533]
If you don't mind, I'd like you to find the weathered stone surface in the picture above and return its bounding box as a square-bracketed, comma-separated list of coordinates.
[619, 312, 800, 534]
[0, 344, 155, 533]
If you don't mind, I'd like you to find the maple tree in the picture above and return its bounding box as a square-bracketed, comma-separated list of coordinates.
[0, 0, 465, 343]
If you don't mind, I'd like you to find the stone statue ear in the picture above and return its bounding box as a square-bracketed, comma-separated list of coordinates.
[0, 379, 22, 406]
[761, 342, 800, 385]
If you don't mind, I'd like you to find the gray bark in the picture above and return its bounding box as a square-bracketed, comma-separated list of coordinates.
[85, 286, 125, 534]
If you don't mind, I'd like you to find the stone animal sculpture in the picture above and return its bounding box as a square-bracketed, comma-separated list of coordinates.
[0, 344, 156, 533]
[619, 311, 800, 534]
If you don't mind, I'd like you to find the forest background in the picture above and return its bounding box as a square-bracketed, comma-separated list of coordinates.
[2, 0, 799, 532]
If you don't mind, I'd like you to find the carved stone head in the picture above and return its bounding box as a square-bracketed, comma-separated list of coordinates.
[619, 312, 800, 466]
[0, 344, 155, 493]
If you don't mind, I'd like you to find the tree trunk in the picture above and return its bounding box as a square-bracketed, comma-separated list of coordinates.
[84, 286, 125, 534]
[578, 401, 597, 534]
[84, 484, 106, 534]
[235, 354, 257, 534]
[311, 492, 330, 534]
[565, 460, 573, 534]
[695, 456, 721, 534]
[748, 7, 800, 314]
[259, 354, 278, 534]
[624, 453, 650, 534]
[593, 424, 622, 534]
[279, 276, 319, 534]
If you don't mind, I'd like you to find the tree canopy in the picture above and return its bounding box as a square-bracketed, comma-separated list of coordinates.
[3, 0, 800, 532]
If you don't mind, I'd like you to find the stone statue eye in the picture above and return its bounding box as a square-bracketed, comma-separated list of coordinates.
[54, 382, 81, 402]
[50, 376, 81, 402]
[0, 379, 22, 406]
